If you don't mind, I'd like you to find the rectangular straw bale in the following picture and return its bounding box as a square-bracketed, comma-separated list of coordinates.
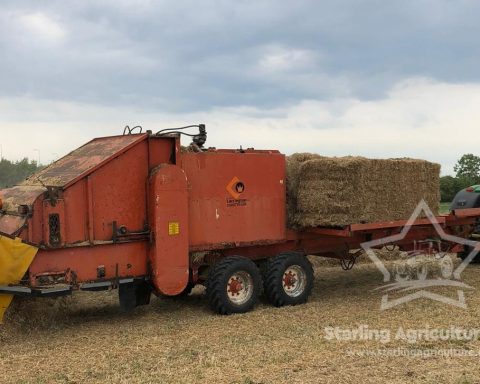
[286, 155, 440, 228]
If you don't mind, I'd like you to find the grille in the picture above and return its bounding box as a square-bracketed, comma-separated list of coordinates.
[49, 213, 61, 246]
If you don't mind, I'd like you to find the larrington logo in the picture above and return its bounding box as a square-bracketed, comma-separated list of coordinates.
[226, 176, 247, 207]
[226, 176, 245, 199]
[361, 200, 479, 310]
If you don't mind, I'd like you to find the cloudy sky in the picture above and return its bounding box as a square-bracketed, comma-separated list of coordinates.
[1, 0, 479, 174]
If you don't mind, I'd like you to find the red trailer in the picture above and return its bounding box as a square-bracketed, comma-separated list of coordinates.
[0, 126, 479, 319]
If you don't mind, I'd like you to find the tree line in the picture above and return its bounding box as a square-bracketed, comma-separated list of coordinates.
[441, 154, 480, 202]
[0, 158, 43, 189]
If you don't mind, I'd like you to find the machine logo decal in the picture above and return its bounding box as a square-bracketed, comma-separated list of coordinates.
[362, 200, 479, 310]
[226, 177, 247, 207]
[226, 177, 243, 199]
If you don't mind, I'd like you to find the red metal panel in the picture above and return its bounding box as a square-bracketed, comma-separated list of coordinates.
[24, 198, 44, 244]
[63, 180, 88, 244]
[23, 134, 147, 188]
[29, 242, 148, 285]
[149, 165, 189, 295]
[90, 141, 149, 241]
[180, 151, 286, 248]
[148, 136, 176, 169]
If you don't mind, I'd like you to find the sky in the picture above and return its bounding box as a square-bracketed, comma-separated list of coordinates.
[1, 0, 479, 175]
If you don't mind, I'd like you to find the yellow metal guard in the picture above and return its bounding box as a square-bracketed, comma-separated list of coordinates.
[0, 236, 37, 323]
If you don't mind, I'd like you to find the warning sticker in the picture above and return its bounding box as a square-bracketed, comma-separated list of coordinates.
[168, 222, 180, 235]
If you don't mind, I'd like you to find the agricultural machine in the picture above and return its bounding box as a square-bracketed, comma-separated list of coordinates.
[1, 125, 480, 321]
[451, 185, 480, 259]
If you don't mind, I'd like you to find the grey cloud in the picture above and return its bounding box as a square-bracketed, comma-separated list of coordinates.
[0, 0, 479, 112]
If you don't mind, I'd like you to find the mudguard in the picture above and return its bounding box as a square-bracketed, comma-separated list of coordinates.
[148, 165, 189, 296]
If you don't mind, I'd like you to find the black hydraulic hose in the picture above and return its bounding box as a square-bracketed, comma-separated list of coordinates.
[123, 125, 143, 135]
[157, 131, 199, 138]
[155, 125, 201, 135]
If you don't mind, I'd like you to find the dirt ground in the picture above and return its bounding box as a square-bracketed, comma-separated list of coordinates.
[1, 254, 480, 384]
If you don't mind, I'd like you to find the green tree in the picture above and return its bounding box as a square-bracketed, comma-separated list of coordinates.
[454, 154, 480, 182]
[440, 175, 476, 202]
[0, 158, 42, 188]
[440, 176, 457, 202]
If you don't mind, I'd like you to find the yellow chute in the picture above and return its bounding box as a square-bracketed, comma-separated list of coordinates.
[0, 236, 38, 323]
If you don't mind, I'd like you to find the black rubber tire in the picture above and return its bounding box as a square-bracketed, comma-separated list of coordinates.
[206, 256, 262, 315]
[264, 252, 314, 307]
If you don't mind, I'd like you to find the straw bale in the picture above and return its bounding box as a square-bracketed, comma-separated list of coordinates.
[286, 154, 440, 228]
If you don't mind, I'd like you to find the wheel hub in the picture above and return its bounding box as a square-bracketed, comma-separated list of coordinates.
[226, 271, 254, 305]
[228, 277, 244, 296]
[282, 265, 307, 297]
[283, 271, 297, 289]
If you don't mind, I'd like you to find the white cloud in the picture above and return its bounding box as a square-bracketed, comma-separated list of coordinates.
[19, 12, 66, 43]
[258, 46, 318, 72]
[0, 78, 478, 175]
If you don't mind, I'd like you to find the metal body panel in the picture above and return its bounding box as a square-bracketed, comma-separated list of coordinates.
[180, 150, 286, 248]
[24, 134, 146, 188]
[148, 137, 177, 168]
[89, 141, 149, 241]
[149, 165, 189, 295]
[29, 242, 148, 284]
[62, 180, 88, 244]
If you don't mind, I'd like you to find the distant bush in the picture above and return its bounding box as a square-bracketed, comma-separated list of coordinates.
[440, 154, 480, 202]
[0, 158, 43, 189]
[440, 175, 477, 203]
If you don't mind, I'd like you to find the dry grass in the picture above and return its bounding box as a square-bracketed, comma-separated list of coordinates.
[1, 254, 480, 384]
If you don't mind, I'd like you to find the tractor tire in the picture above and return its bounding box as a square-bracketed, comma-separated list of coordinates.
[207, 256, 262, 315]
[263, 252, 314, 307]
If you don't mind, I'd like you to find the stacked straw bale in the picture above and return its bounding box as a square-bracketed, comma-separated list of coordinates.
[286, 154, 440, 228]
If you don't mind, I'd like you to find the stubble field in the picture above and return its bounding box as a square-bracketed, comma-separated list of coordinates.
[1, 255, 480, 384]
